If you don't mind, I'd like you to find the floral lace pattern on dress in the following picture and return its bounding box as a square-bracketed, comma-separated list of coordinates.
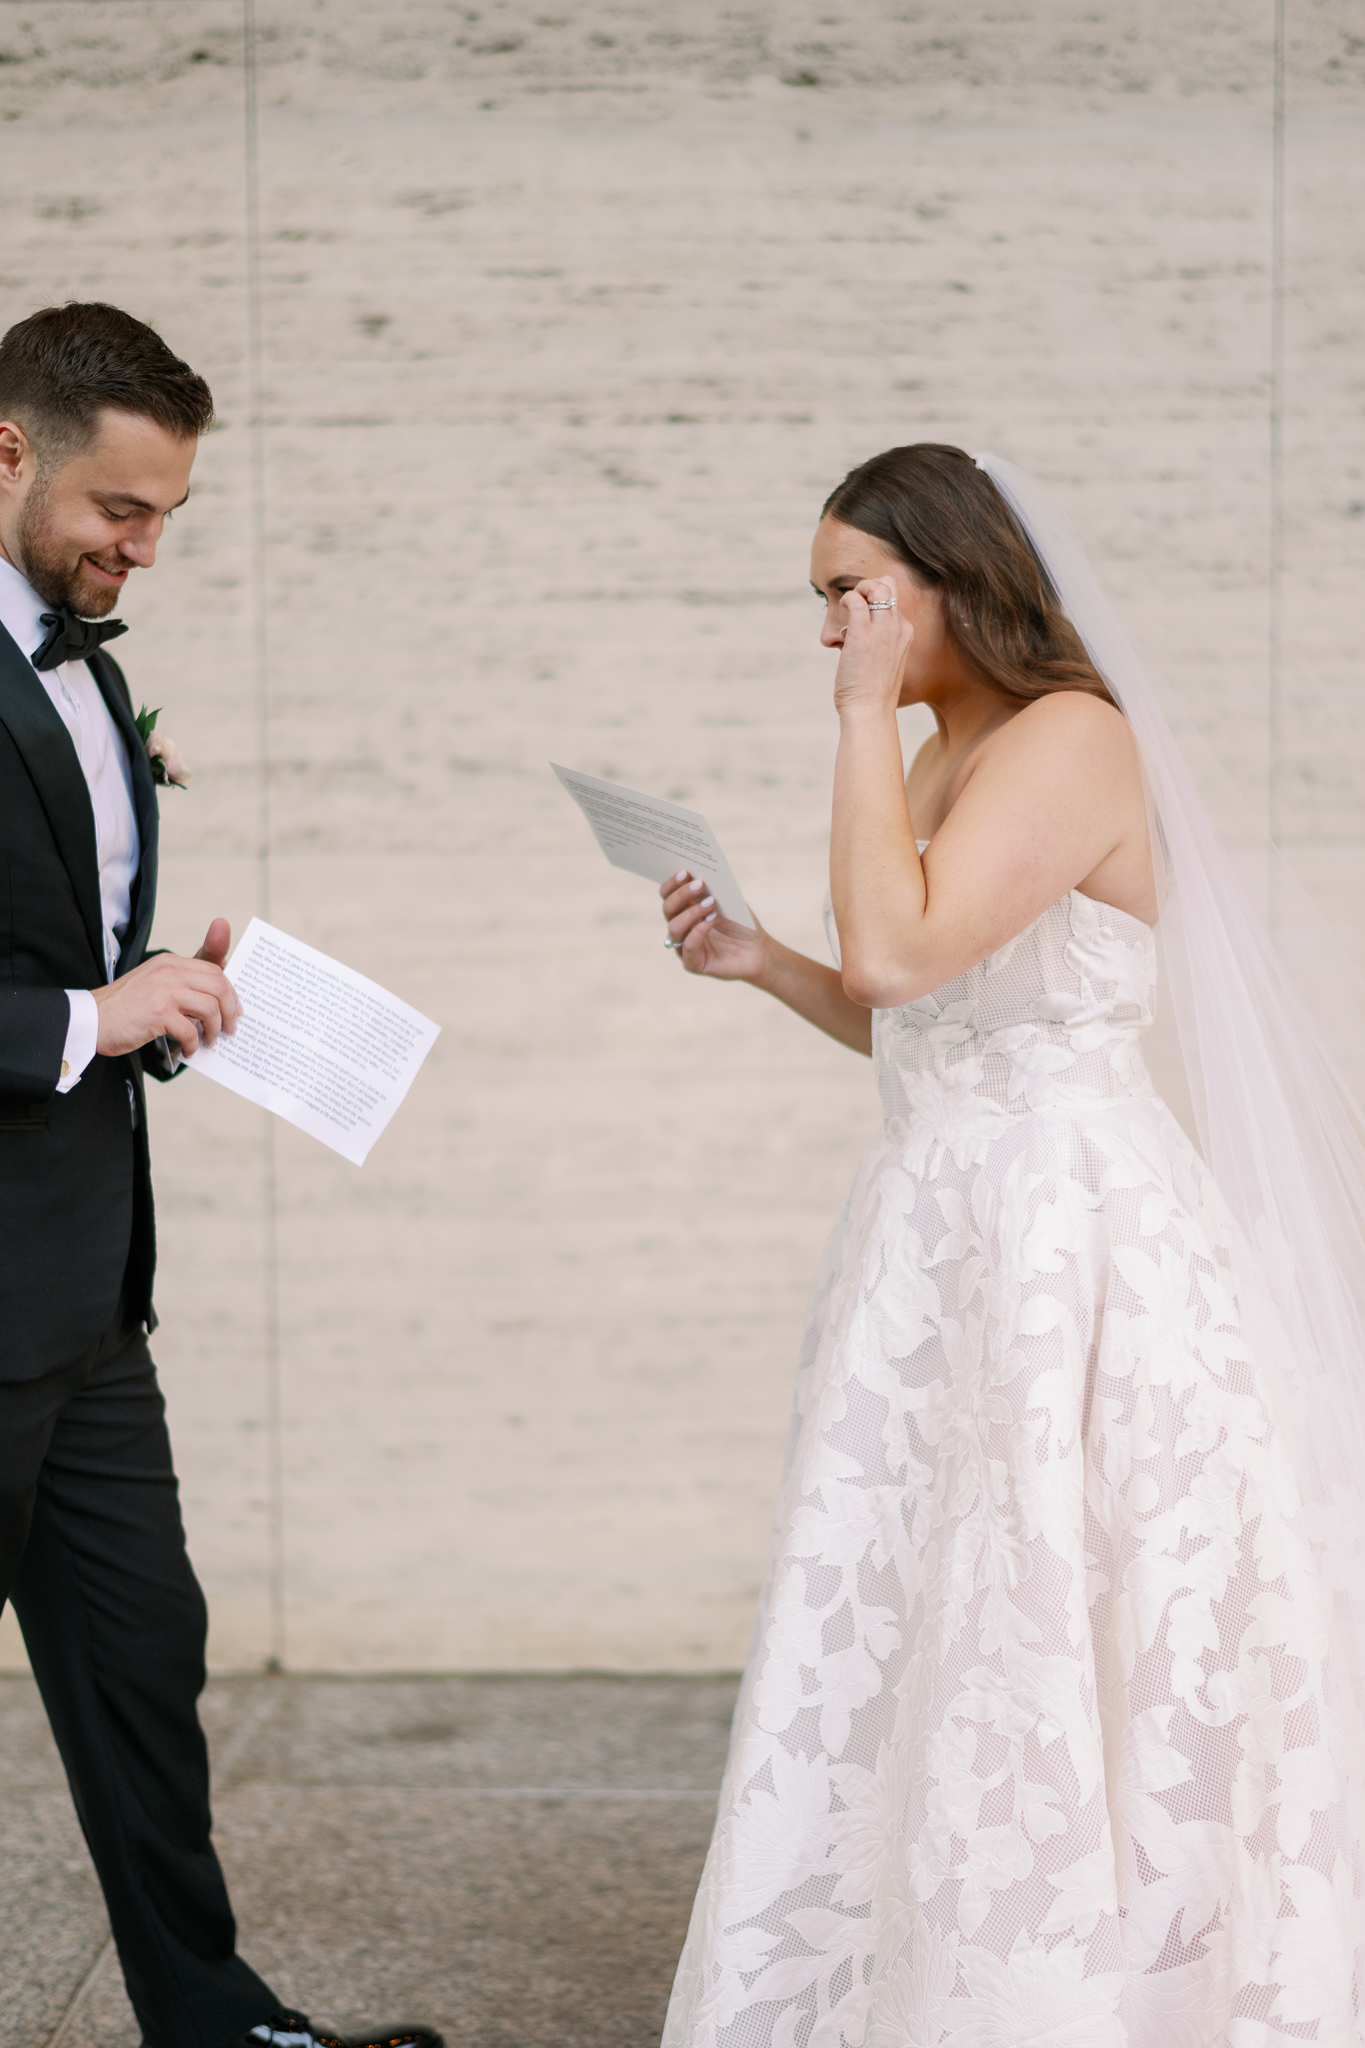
[664, 891, 1356, 2048]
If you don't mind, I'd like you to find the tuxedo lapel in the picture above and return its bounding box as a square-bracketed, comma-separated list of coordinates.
[90, 651, 159, 969]
[0, 618, 105, 977]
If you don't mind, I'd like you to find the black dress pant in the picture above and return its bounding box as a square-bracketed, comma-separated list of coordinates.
[0, 1302, 279, 2048]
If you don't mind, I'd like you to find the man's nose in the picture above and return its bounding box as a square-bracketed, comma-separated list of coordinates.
[118, 523, 161, 568]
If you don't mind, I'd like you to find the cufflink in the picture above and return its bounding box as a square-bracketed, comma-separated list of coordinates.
[60, 1060, 70, 1076]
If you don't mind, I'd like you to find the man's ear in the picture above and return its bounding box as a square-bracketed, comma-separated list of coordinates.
[0, 421, 32, 494]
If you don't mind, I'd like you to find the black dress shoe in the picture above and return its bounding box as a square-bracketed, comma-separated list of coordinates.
[237, 2014, 444, 2048]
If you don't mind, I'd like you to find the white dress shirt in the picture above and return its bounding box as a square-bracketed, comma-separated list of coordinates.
[0, 555, 140, 1092]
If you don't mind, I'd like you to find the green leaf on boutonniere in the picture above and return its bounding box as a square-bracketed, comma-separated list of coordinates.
[133, 702, 186, 789]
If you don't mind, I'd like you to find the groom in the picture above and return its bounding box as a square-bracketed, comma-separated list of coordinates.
[0, 302, 442, 2048]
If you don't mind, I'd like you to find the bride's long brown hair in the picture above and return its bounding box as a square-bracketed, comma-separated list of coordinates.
[822, 443, 1115, 706]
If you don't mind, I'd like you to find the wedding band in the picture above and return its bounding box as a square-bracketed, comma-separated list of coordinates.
[665, 935, 681, 949]
[867, 601, 895, 611]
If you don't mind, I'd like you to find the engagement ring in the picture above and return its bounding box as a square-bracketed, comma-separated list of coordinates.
[867, 601, 895, 611]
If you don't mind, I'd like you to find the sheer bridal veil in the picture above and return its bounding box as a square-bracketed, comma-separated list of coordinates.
[978, 451, 1365, 1927]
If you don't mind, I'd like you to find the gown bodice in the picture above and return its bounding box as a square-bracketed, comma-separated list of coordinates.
[825, 885, 1158, 1155]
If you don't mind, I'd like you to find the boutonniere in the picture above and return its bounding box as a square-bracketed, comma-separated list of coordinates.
[133, 704, 191, 789]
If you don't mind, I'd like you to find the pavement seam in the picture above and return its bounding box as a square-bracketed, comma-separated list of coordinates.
[45, 1939, 114, 2048]
[212, 1674, 288, 1792]
[227, 1784, 721, 1798]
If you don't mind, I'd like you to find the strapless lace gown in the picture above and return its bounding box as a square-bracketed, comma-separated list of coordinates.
[663, 886, 1356, 2048]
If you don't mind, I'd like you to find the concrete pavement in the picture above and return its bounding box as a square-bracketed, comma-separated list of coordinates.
[2, 1671, 735, 2047]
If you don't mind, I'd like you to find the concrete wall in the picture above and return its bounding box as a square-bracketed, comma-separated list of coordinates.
[0, 0, 1360, 1671]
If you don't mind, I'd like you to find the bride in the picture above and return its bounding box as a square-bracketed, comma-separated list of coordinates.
[656, 445, 1365, 2047]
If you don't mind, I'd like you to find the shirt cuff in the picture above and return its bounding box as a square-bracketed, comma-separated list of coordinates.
[57, 989, 100, 1094]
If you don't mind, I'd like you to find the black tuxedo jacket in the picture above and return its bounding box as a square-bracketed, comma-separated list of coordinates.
[0, 619, 175, 1380]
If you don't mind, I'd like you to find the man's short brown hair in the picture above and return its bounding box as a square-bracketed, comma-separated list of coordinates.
[0, 301, 214, 466]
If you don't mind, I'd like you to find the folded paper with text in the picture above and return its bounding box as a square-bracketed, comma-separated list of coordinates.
[188, 919, 440, 1166]
[551, 763, 754, 928]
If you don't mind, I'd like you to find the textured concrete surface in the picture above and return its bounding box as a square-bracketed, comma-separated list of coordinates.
[0, 3, 1360, 1672]
[0, 1671, 735, 2047]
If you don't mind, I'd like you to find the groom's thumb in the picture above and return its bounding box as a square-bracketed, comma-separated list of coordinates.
[196, 916, 231, 967]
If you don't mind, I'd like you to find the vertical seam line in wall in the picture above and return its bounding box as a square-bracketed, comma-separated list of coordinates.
[243, 0, 285, 1674]
[1269, 0, 1286, 871]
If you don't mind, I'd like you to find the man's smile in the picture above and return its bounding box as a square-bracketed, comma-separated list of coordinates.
[83, 555, 129, 587]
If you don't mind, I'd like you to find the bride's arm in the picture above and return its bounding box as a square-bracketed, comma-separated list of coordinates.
[830, 578, 1151, 1008]
[659, 873, 872, 1055]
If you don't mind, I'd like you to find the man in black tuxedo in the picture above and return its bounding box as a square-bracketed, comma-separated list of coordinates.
[0, 304, 442, 2048]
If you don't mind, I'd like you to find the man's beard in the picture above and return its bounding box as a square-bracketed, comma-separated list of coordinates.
[16, 478, 124, 618]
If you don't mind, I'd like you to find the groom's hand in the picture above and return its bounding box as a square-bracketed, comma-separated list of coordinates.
[92, 920, 241, 1059]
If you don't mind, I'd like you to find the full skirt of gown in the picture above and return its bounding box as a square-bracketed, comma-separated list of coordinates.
[662, 888, 1358, 2048]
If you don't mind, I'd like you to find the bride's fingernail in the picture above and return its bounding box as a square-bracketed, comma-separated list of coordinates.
[699, 896, 714, 910]
[673, 869, 689, 883]
[703, 911, 717, 923]
[689, 878, 705, 894]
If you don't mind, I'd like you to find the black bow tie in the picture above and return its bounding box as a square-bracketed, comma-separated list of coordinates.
[31, 607, 129, 673]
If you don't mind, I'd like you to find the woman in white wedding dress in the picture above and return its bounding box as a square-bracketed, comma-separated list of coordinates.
[656, 445, 1365, 2048]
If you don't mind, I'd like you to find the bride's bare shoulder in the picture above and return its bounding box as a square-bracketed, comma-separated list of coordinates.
[994, 689, 1136, 766]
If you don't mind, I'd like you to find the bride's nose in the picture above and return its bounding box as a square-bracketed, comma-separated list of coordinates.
[820, 606, 846, 649]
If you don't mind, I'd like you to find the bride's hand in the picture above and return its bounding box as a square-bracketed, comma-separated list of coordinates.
[833, 575, 915, 718]
[659, 870, 768, 981]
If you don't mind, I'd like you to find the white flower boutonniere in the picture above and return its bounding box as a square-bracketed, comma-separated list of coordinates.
[133, 704, 191, 789]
